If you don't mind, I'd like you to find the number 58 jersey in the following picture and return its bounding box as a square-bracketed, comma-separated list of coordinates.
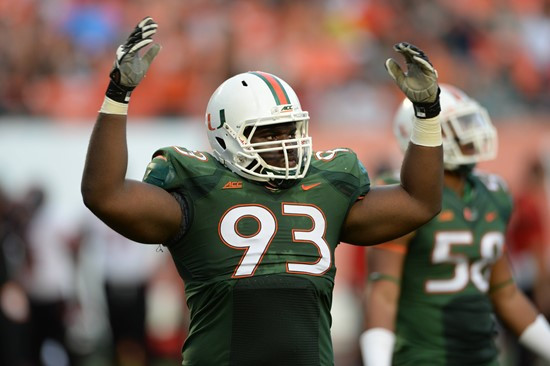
[143, 146, 370, 366]
[393, 172, 513, 366]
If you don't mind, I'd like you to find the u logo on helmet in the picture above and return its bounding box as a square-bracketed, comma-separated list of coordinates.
[207, 109, 226, 131]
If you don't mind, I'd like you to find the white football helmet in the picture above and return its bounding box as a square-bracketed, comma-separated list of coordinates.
[393, 83, 497, 170]
[205, 71, 312, 182]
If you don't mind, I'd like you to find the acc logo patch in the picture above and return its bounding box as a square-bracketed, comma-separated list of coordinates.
[223, 181, 243, 189]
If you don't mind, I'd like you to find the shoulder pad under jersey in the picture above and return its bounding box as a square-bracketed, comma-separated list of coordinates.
[311, 148, 370, 195]
[142, 146, 218, 190]
[473, 171, 510, 194]
[312, 148, 366, 174]
[472, 170, 513, 220]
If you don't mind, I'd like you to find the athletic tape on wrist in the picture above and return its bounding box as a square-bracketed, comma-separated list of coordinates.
[519, 315, 550, 362]
[99, 96, 128, 115]
[410, 116, 442, 147]
[360, 328, 395, 366]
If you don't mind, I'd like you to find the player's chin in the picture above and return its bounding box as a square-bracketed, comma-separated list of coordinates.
[263, 154, 297, 168]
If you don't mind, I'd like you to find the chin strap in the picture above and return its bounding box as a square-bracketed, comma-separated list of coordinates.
[265, 178, 298, 191]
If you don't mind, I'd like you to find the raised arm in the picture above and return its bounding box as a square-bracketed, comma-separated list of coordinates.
[342, 43, 443, 246]
[81, 17, 181, 244]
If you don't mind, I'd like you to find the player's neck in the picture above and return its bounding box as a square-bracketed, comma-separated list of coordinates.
[444, 170, 468, 198]
[263, 178, 298, 191]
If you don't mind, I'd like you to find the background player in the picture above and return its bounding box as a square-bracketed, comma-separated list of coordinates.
[360, 84, 550, 366]
[81, 17, 443, 365]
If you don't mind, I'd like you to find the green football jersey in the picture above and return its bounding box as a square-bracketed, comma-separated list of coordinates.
[386, 172, 513, 366]
[143, 147, 370, 366]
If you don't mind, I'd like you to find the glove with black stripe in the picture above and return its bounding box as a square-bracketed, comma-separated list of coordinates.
[105, 16, 161, 104]
[385, 42, 440, 119]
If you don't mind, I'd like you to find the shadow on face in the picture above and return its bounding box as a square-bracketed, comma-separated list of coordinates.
[245, 123, 298, 168]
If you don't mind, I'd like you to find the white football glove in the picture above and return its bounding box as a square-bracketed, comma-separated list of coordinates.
[106, 17, 161, 103]
[385, 42, 440, 118]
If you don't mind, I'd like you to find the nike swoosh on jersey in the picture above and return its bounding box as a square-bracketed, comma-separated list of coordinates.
[301, 183, 321, 191]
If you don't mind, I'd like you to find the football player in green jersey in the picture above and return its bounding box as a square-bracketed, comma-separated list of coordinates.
[82, 17, 444, 366]
[360, 84, 550, 366]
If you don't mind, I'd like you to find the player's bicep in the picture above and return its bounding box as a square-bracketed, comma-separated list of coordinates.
[96, 179, 182, 244]
[342, 184, 427, 246]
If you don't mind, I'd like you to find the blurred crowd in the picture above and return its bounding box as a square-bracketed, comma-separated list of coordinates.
[1, 0, 550, 122]
[0, 184, 189, 366]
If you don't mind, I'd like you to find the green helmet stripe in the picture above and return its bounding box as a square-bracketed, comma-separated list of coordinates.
[249, 71, 291, 105]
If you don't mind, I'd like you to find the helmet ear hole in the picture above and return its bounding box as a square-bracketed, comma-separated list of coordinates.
[216, 137, 226, 150]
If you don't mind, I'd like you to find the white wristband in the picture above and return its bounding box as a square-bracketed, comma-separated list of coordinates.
[519, 314, 550, 362]
[359, 328, 395, 366]
[99, 96, 128, 115]
[410, 115, 442, 147]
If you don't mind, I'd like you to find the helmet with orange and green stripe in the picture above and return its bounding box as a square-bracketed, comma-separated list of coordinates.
[205, 71, 312, 183]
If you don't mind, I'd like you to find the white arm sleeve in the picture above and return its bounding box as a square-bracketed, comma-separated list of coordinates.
[359, 328, 396, 366]
[518, 314, 550, 362]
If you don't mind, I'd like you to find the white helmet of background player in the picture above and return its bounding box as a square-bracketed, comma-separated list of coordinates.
[205, 71, 312, 182]
[393, 83, 497, 170]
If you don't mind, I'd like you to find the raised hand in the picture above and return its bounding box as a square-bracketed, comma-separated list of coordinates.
[106, 17, 161, 103]
[385, 42, 440, 118]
